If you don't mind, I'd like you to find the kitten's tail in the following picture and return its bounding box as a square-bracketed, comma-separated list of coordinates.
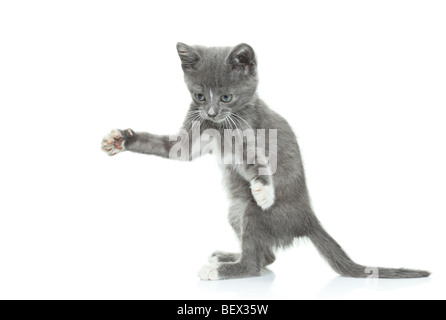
[307, 223, 430, 279]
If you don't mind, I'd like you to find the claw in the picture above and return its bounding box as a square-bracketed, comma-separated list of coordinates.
[111, 129, 121, 139]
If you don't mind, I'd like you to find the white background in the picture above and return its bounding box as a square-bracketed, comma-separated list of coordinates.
[1, 0, 445, 300]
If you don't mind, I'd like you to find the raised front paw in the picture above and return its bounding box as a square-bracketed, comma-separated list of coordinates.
[101, 129, 133, 156]
[250, 180, 275, 211]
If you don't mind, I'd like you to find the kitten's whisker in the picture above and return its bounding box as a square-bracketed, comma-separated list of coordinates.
[228, 115, 246, 148]
[231, 112, 253, 131]
[185, 111, 200, 122]
[185, 115, 202, 137]
[184, 111, 202, 127]
[230, 115, 244, 140]
[230, 115, 243, 132]
[227, 118, 232, 130]
[221, 117, 230, 146]
[185, 110, 201, 120]
[223, 117, 230, 130]
[228, 115, 239, 133]
[186, 115, 200, 129]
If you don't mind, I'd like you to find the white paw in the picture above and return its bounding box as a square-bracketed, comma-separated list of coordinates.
[250, 180, 275, 210]
[208, 255, 219, 264]
[198, 264, 219, 281]
[101, 129, 125, 156]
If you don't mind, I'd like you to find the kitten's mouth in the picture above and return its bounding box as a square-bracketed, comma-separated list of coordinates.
[200, 112, 226, 123]
[208, 117, 226, 124]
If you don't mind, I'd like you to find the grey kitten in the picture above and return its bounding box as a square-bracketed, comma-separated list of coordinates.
[102, 43, 430, 280]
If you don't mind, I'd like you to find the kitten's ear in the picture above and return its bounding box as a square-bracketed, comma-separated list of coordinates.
[227, 43, 257, 75]
[177, 42, 201, 71]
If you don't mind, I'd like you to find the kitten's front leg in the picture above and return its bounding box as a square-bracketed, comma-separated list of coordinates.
[102, 128, 182, 159]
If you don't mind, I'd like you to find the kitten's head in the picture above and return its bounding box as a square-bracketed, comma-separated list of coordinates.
[177, 43, 258, 123]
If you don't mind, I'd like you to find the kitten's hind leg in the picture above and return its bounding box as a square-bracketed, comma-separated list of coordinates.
[199, 201, 274, 280]
[209, 251, 241, 264]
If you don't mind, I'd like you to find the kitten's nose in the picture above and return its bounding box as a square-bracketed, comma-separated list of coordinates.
[207, 106, 217, 118]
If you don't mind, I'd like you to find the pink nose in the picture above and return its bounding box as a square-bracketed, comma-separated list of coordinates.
[207, 107, 217, 117]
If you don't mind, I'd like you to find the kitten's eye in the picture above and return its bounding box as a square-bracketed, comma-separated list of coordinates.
[196, 93, 206, 101]
[221, 94, 232, 103]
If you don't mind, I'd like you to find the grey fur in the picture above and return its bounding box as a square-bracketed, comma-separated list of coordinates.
[102, 43, 430, 280]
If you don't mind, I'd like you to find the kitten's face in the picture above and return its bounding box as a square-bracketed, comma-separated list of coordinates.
[177, 43, 258, 123]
